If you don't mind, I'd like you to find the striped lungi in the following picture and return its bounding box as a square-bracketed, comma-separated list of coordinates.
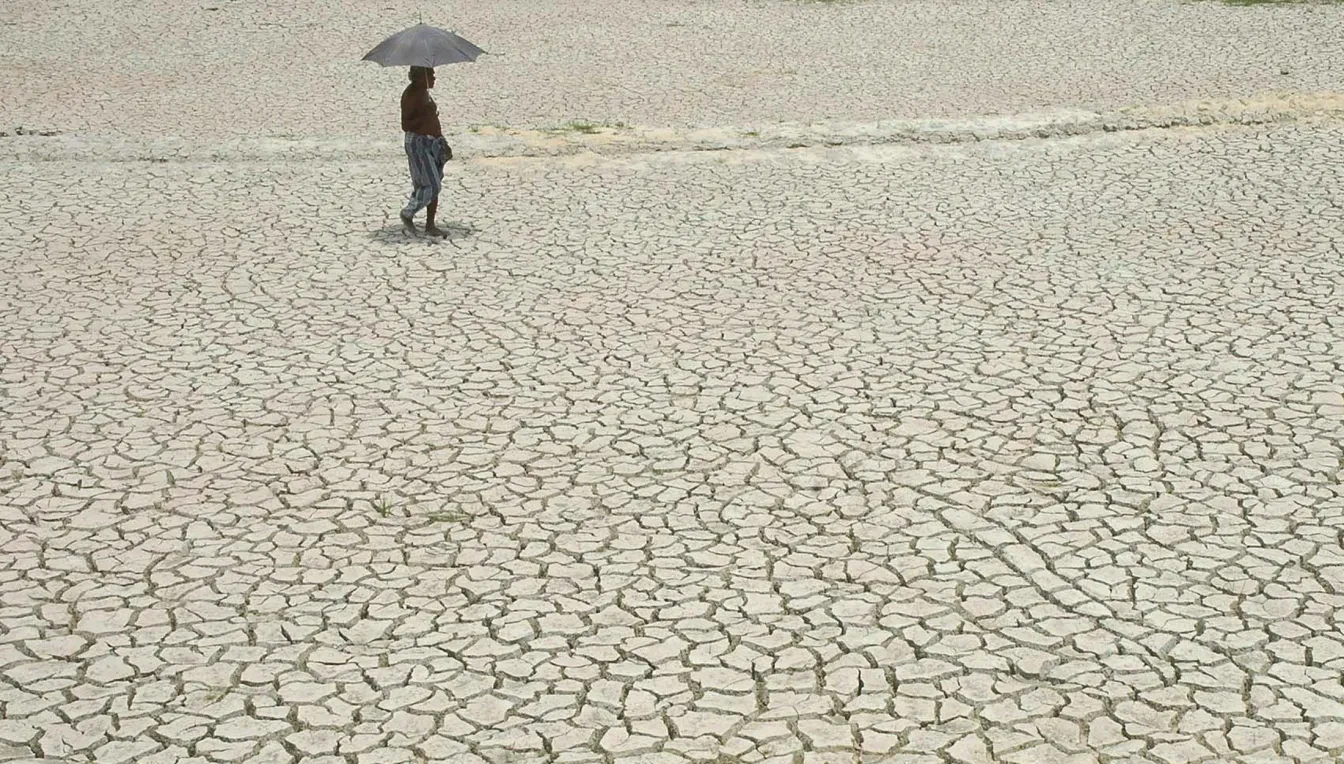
[402, 132, 450, 218]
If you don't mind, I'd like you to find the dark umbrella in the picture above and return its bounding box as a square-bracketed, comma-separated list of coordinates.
[361, 23, 486, 68]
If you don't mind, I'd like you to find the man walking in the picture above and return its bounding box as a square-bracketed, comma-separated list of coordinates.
[400, 66, 451, 237]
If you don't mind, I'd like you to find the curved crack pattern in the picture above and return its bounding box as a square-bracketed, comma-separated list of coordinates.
[1, 117, 1343, 762]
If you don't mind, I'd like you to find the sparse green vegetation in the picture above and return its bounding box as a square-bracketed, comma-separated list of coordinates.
[1210, 0, 1342, 5]
[546, 120, 631, 135]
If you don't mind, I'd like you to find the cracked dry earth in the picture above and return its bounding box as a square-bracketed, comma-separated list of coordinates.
[2, 119, 1343, 764]
[4, 5, 1344, 764]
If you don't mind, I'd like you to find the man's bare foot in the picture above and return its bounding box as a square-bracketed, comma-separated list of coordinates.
[424, 225, 447, 238]
[400, 213, 416, 232]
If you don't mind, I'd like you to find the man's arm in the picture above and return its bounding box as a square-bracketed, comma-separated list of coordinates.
[400, 88, 424, 133]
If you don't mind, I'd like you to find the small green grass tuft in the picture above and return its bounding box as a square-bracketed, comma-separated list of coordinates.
[374, 495, 393, 518]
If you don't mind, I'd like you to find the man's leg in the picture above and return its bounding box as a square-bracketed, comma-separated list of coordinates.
[401, 138, 420, 230]
[423, 142, 447, 237]
[424, 194, 444, 237]
[401, 135, 436, 231]
[401, 188, 425, 230]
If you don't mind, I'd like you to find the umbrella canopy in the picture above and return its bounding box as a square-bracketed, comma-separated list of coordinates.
[362, 23, 486, 68]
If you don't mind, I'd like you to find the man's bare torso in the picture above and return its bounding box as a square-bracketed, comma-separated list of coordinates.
[401, 85, 442, 137]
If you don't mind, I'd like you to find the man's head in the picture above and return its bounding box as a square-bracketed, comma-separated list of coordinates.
[409, 66, 436, 88]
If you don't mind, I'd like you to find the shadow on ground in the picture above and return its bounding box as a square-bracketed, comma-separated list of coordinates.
[370, 222, 477, 245]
